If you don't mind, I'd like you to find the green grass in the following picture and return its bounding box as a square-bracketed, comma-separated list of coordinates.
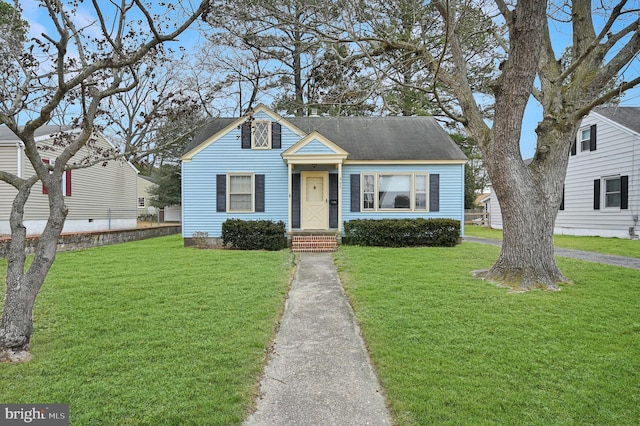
[0, 235, 293, 425]
[465, 225, 640, 258]
[336, 244, 640, 425]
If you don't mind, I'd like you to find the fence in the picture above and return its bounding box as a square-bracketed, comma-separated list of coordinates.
[464, 209, 490, 226]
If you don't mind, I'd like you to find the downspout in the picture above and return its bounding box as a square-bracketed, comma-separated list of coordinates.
[17, 142, 23, 178]
[338, 162, 343, 235]
[287, 162, 292, 234]
[630, 133, 639, 239]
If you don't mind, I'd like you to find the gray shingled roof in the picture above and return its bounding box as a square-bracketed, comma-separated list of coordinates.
[0, 125, 73, 142]
[594, 106, 640, 134]
[185, 116, 467, 161]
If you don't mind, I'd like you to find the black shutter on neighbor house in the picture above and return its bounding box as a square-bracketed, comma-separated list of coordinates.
[255, 174, 265, 212]
[216, 174, 226, 212]
[593, 179, 600, 210]
[429, 174, 440, 212]
[621, 175, 629, 210]
[570, 141, 577, 156]
[559, 185, 565, 210]
[272, 122, 281, 149]
[590, 124, 597, 151]
[241, 122, 251, 149]
[329, 174, 338, 228]
[350, 174, 360, 212]
[292, 174, 301, 228]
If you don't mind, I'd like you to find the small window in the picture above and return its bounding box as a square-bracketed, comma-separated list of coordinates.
[228, 174, 254, 212]
[414, 175, 427, 210]
[252, 121, 271, 149]
[138, 197, 146, 208]
[363, 174, 375, 210]
[580, 128, 590, 152]
[603, 176, 621, 208]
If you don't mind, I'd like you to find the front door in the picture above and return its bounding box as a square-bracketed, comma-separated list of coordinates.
[301, 172, 328, 229]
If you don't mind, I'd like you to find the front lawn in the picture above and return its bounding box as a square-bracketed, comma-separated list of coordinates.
[336, 244, 640, 425]
[0, 235, 293, 425]
[465, 225, 640, 258]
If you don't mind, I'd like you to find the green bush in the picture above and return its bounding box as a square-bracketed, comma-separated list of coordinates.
[222, 219, 287, 251]
[343, 218, 460, 247]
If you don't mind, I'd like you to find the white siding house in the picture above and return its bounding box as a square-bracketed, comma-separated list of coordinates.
[0, 126, 139, 235]
[489, 106, 640, 239]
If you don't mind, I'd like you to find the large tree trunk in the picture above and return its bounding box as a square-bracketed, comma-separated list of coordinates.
[470, 0, 566, 291]
[475, 121, 576, 290]
[1, 183, 67, 362]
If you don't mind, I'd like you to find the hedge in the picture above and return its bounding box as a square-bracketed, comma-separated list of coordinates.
[222, 219, 287, 251]
[343, 218, 460, 247]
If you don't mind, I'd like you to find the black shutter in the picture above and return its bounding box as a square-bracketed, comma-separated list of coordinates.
[216, 174, 226, 212]
[329, 174, 338, 228]
[350, 174, 360, 212]
[570, 141, 577, 156]
[559, 185, 565, 210]
[292, 174, 301, 228]
[272, 122, 281, 149]
[241, 122, 251, 149]
[429, 174, 440, 212]
[593, 179, 600, 210]
[590, 124, 597, 151]
[621, 175, 629, 210]
[255, 174, 265, 212]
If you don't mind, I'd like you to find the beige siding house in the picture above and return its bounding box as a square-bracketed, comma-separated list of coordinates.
[137, 175, 157, 218]
[0, 126, 138, 235]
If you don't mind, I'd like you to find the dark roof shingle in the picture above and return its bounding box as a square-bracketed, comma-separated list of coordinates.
[185, 116, 467, 161]
[594, 106, 640, 134]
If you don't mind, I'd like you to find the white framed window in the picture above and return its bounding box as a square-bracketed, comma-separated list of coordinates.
[362, 173, 429, 211]
[414, 175, 427, 209]
[363, 174, 375, 210]
[252, 120, 271, 149]
[228, 173, 254, 212]
[603, 176, 621, 209]
[138, 197, 146, 208]
[580, 127, 591, 151]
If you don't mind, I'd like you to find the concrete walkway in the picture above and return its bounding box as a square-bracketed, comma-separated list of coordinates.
[464, 236, 640, 270]
[245, 252, 392, 426]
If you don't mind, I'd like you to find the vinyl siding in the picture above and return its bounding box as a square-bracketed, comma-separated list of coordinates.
[555, 113, 639, 238]
[0, 144, 20, 228]
[182, 111, 466, 238]
[182, 113, 296, 237]
[341, 164, 465, 235]
[1, 134, 138, 234]
[297, 139, 337, 154]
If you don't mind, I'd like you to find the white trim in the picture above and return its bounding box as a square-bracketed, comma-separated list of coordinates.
[591, 111, 640, 138]
[251, 120, 272, 149]
[361, 172, 430, 212]
[227, 173, 255, 213]
[601, 175, 622, 211]
[301, 171, 329, 230]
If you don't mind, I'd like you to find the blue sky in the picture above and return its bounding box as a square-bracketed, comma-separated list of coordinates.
[18, 1, 640, 159]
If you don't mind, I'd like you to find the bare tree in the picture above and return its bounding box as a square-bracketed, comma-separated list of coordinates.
[321, 0, 640, 290]
[0, 0, 210, 362]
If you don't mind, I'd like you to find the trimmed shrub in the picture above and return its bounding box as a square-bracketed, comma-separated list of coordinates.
[222, 219, 287, 251]
[343, 218, 460, 247]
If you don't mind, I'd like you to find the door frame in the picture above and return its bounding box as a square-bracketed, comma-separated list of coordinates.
[301, 171, 329, 230]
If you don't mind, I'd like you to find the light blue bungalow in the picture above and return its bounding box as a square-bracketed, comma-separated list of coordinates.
[181, 104, 467, 249]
